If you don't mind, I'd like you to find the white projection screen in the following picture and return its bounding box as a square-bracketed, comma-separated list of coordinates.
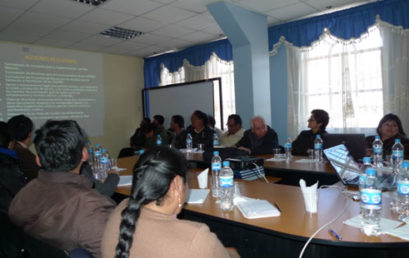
[0, 42, 104, 136]
[144, 78, 223, 130]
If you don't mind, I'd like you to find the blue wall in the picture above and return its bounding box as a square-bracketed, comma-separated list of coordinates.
[269, 45, 288, 145]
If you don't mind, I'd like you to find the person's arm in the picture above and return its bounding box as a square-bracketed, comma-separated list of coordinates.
[291, 131, 309, 156]
[93, 173, 120, 197]
[77, 193, 115, 258]
[235, 131, 250, 149]
[190, 225, 233, 258]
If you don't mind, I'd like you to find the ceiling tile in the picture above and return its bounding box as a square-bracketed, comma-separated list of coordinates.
[34, 38, 75, 48]
[181, 31, 217, 43]
[59, 20, 108, 34]
[171, 0, 208, 13]
[128, 32, 171, 45]
[112, 40, 149, 50]
[0, 7, 24, 30]
[151, 24, 195, 38]
[76, 35, 124, 47]
[239, 0, 299, 12]
[101, 0, 162, 16]
[176, 12, 215, 30]
[30, 0, 95, 19]
[151, 0, 177, 4]
[43, 30, 92, 42]
[201, 23, 223, 35]
[0, 32, 40, 43]
[78, 8, 135, 26]
[302, 0, 361, 11]
[156, 37, 192, 49]
[119, 17, 164, 32]
[0, 0, 38, 9]
[267, 2, 318, 21]
[267, 15, 281, 25]
[142, 5, 196, 24]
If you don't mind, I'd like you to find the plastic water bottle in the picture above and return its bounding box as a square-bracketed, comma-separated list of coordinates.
[213, 133, 219, 147]
[99, 148, 110, 180]
[211, 151, 222, 198]
[372, 136, 383, 168]
[94, 144, 102, 165]
[134, 149, 144, 156]
[314, 134, 323, 163]
[360, 168, 382, 236]
[397, 161, 409, 222]
[360, 157, 372, 191]
[219, 161, 234, 211]
[284, 136, 292, 162]
[156, 134, 162, 146]
[391, 139, 404, 172]
[186, 133, 193, 151]
[86, 141, 94, 165]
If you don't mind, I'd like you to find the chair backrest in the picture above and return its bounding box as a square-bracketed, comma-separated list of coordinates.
[0, 213, 68, 258]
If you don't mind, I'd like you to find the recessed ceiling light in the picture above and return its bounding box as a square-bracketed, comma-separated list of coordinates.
[100, 27, 144, 40]
[72, 0, 108, 7]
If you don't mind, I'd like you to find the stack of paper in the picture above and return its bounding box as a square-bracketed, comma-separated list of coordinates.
[118, 175, 133, 186]
[237, 197, 280, 219]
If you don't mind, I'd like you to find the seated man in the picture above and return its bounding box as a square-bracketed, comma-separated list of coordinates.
[9, 120, 115, 257]
[130, 117, 150, 148]
[234, 116, 278, 155]
[0, 122, 26, 214]
[170, 115, 186, 149]
[152, 115, 169, 145]
[184, 110, 214, 150]
[7, 115, 40, 181]
[221, 114, 245, 147]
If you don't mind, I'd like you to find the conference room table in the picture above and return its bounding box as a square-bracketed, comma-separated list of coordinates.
[115, 156, 409, 258]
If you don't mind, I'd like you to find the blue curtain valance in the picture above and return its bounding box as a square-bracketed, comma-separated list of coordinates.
[268, 0, 409, 49]
[144, 38, 232, 88]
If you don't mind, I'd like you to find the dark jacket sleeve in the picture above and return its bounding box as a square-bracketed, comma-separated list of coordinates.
[251, 129, 278, 155]
[80, 162, 119, 197]
[235, 130, 250, 148]
[292, 131, 309, 156]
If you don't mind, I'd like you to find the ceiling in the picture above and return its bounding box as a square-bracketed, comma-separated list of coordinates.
[0, 0, 374, 57]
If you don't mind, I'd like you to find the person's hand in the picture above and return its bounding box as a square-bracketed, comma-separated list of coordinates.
[237, 146, 251, 154]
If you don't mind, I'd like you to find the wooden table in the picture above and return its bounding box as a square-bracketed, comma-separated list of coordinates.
[114, 156, 409, 258]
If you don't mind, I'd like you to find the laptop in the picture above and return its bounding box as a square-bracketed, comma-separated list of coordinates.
[324, 144, 396, 189]
[323, 144, 361, 186]
[323, 134, 366, 162]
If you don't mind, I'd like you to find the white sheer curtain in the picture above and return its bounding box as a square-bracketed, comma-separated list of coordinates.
[286, 26, 384, 138]
[379, 21, 409, 133]
[160, 52, 235, 130]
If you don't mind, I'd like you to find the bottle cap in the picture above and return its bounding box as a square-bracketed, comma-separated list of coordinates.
[101, 148, 106, 152]
[395, 138, 401, 143]
[363, 157, 372, 163]
[95, 143, 100, 147]
[375, 135, 380, 140]
[222, 161, 230, 167]
[366, 168, 376, 176]
[213, 151, 219, 156]
[316, 134, 321, 138]
[139, 149, 144, 155]
[402, 161, 409, 168]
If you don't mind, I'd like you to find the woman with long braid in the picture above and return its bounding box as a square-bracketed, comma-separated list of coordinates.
[101, 147, 233, 258]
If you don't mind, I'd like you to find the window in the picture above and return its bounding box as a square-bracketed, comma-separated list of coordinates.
[299, 26, 383, 133]
[160, 53, 235, 130]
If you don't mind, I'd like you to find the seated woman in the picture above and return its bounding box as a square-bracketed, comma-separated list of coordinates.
[292, 109, 329, 156]
[101, 147, 235, 258]
[365, 113, 409, 159]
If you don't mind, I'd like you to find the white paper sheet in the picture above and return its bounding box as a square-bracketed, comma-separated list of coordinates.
[187, 189, 210, 204]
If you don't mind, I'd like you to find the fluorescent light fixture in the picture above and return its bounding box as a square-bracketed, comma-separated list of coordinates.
[100, 27, 144, 40]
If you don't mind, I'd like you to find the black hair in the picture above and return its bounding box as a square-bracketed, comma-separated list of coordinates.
[311, 109, 329, 130]
[171, 115, 184, 129]
[142, 123, 154, 135]
[0, 122, 11, 148]
[192, 110, 208, 126]
[115, 147, 188, 258]
[228, 114, 242, 126]
[207, 114, 215, 127]
[7, 115, 34, 141]
[33, 120, 85, 172]
[153, 115, 164, 125]
[376, 113, 406, 137]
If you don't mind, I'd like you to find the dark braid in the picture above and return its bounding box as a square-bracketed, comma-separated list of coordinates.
[115, 147, 187, 258]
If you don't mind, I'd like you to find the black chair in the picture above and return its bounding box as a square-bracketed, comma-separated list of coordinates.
[0, 213, 68, 258]
[117, 147, 141, 158]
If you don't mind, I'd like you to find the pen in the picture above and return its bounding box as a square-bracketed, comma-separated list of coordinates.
[274, 202, 282, 213]
[328, 228, 342, 241]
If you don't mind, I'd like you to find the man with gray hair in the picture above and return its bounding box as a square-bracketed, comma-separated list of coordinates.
[234, 116, 278, 155]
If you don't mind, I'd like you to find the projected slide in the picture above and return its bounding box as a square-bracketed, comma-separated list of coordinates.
[0, 42, 104, 136]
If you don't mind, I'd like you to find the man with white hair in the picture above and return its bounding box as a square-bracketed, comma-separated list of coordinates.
[234, 116, 278, 155]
